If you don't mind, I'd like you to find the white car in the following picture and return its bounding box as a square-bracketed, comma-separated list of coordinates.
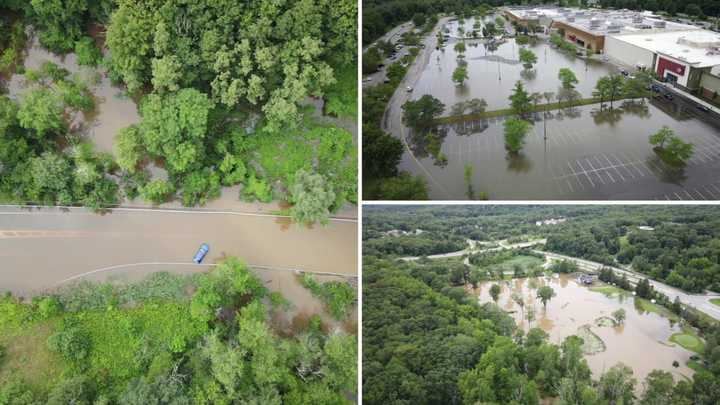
[406, 86, 413, 92]
[363, 77, 373, 82]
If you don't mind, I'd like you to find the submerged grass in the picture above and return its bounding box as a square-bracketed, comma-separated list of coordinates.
[435, 96, 635, 124]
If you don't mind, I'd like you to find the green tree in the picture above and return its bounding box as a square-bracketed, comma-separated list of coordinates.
[139, 179, 175, 205]
[558, 68, 579, 90]
[490, 284, 501, 302]
[151, 55, 182, 93]
[519, 48, 538, 68]
[46, 376, 94, 405]
[18, 88, 65, 137]
[74, 37, 102, 67]
[402, 95, 445, 131]
[612, 308, 626, 325]
[598, 363, 636, 405]
[289, 169, 336, 225]
[115, 125, 143, 174]
[138, 88, 212, 174]
[640, 370, 675, 405]
[28, 152, 73, 204]
[537, 286, 556, 309]
[454, 41, 466, 55]
[509, 81, 532, 116]
[649, 126, 694, 165]
[452, 66, 468, 86]
[504, 117, 530, 153]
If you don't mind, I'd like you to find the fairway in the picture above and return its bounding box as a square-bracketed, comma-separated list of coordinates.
[670, 331, 705, 355]
[488, 255, 544, 273]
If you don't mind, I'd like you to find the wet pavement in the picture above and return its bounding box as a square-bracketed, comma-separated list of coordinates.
[0, 206, 357, 297]
[473, 274, 695, 383]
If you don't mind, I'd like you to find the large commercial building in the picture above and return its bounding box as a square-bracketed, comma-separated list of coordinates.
[605, 30, 720, 91]
[503, 6, 720, 96]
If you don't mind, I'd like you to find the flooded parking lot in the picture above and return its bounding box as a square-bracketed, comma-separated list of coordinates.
[473, 274, 695, 382]
[399, 99, 720, 200]
[412, 34, 615, 110]
[395, 29, 720, 200]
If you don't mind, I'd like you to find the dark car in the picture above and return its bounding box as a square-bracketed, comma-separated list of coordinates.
[650, 84, 662, 92]
[663, 92, 674, 100]
[697, 104, 711, 112]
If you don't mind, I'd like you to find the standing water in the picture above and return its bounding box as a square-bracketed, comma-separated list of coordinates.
[473, 274, 695, 383]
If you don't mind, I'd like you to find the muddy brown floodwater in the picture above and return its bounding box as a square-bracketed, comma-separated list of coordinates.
[473, 274, 694, 383]
[4, 34, 140, 156]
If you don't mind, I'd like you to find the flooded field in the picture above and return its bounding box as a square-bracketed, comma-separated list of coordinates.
[398, 31, 720, 200]
[3, 34, 140, 156]
[473, 274, 695, 382]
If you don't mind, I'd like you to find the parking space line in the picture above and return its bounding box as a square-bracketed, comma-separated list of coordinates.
[683, 189, 695, 200]
[585, 158, 605, 184]
[575, 160, 596, 188]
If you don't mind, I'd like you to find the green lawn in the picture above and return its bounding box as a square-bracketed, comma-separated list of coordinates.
[710, 298, 720, 307]
[670, 327, 705, 354]
[635, 297, 681, 322]
[489, 255, 544, 273]
[589, 285, 626, 297]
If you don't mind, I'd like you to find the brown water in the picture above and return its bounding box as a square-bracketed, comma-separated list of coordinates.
[3, 34, 140, 156]
[473, 274, 694, 382]
[0, 207, 357, 297]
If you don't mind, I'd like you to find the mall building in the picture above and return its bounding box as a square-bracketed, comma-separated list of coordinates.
[503, 6, 720, 98]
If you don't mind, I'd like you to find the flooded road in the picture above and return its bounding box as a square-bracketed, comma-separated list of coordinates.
[3, 34, 140, 156]
[385, 22, 720, 200]
[473, 274, 695, 382]
[0, 206, 357, 297]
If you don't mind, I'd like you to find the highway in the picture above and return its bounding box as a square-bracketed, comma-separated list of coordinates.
[539, 251, 720, 320]
[0, 206, 357, 297]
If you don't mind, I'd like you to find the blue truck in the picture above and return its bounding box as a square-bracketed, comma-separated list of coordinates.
[193, 243, 210, 264]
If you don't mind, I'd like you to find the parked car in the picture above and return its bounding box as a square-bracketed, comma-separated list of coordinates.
[663, 92, 674, 100]
[650, 84, 662, 92]
[697, 104, 711, 112]
[406, 86, 413, 92]
[193, 243, 210, 264]
[619, 69, 629, 76]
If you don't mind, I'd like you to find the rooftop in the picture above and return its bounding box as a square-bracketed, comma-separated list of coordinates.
[611, 30, 720, 67]
[506, 6, 697, 36]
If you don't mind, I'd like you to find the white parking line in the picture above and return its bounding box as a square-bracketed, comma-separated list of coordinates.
[575, 160, 596, 188]
[585, 158, 605, 185]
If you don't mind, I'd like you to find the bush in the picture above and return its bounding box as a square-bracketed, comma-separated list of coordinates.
[300, 274, 356, 320]
[75, 37, 103, 67]
[47, 320, 92, 366]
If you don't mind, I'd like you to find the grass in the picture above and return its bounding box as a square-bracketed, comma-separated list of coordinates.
[434, 96, 634, 124]
[710, 298, 720, 307]
[635, 297, 681, 323]
[300, 273, 356, 320]
[589, 285, 626, 297]
[488, 255, 543, 274]
[0, 321, 65, 393]
[670, 326, 705, 355]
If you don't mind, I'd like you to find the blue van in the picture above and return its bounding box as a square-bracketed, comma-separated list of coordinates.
[193, 243, 210, 264]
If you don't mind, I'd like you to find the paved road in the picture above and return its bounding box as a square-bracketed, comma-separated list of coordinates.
[363, 22, 415, 88]
[540, 251, 720, 320]
[0, 206, 357, 296]
[401, 238, 546, 261]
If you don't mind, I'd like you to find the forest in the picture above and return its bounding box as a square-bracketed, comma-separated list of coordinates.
[363, 206, 720, 405]
[363, 255, 720, 405]
[0, 0, 357, 224]
[0, 258, 357, 403]
[365, 205, 720, 293]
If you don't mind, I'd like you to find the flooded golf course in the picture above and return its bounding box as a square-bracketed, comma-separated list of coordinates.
[395, 27, 720, 200]
[472, 274, 695, 382]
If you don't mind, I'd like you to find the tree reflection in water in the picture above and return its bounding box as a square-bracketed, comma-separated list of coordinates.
[506, 152, 532, 173]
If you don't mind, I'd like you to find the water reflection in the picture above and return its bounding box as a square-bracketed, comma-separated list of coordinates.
[506, 152, 532, 173]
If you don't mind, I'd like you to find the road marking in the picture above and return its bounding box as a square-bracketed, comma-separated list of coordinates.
[56, 262, 356, 286]
[0, 206, 358, 223]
